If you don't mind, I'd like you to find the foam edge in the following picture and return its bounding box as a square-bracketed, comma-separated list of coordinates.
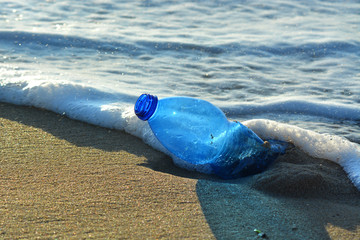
[244, 119, 360, 191]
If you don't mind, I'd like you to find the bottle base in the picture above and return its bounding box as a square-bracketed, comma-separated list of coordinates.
[210, 139, 288, 179]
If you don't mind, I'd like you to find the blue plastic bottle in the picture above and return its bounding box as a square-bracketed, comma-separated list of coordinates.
[134, 93, 287, 179]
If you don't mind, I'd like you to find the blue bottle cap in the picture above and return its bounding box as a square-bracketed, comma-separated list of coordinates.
[134, 94, 158, 121]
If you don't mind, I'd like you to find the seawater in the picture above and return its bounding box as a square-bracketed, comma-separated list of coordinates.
[0, 0, 359, 188]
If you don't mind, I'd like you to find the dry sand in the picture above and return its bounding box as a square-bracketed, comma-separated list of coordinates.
[0, 102, 359, 239]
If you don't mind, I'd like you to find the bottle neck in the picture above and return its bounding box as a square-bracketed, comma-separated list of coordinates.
[134, 94, 158, 121]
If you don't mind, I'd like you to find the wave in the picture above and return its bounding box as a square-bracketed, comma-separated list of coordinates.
[0, 79, 359, 190]
[1, 30, 359, 58]
[222, 100, 360, 121]
[0, 31, 140, 56]
[220, 41, 360, 58]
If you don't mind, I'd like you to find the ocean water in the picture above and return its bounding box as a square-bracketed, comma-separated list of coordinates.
[0, 0, 359, 188]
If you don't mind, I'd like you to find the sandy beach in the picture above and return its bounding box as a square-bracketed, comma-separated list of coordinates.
[1, 102, 359, 239]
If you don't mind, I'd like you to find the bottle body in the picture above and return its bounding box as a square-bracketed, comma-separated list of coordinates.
[135, 94, 287, 178]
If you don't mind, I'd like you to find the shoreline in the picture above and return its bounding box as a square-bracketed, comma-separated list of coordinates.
[1, 102, 359, 239]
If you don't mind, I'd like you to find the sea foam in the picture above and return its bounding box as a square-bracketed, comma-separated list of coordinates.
[243, 119, 360, 190]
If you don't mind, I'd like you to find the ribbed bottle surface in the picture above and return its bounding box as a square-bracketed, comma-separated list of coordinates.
[210, 121, 269, 178]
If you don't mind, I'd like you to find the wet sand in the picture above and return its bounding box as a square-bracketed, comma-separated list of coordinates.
[1, 102, 359, 239]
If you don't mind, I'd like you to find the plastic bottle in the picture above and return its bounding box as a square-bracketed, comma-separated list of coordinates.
[134, 93, 287, 179]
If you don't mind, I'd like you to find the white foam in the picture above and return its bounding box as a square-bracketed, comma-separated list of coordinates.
[1, 79, 359, 189]
[244, 119, 360, 190]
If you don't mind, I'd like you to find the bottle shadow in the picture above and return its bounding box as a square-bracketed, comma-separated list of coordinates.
[196, 147, 360, 240]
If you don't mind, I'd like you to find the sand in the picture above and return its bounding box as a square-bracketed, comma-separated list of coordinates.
[1, 102, 359, 239]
